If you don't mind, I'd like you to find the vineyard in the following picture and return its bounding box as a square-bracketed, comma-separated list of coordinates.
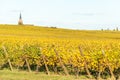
[0, 25, 120, 79]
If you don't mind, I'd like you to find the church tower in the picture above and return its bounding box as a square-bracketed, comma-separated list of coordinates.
[18, 13, 23, 25]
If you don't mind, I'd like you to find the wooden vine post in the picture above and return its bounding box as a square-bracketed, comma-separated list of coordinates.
[102, 50, 115, 80]
[54, 49, 69, 76]
[42, 54, 50, 75]
[25, 58, 31, 72]
[78, 46, 92, 78]
[97, 58, 103, 80]
[2, 46, 13, 71]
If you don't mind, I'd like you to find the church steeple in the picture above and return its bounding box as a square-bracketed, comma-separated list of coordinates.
[18, 13, 23, 25]
[19, 13, 22, 19]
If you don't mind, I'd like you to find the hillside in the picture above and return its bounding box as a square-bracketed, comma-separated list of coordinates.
[0, 25, 120, 79]
[0, 24, 120, 40]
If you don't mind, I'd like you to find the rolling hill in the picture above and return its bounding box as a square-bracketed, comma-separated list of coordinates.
[0, 24, 119, 40]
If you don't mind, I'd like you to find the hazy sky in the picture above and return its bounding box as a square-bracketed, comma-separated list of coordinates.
[0, 0, 120, 30]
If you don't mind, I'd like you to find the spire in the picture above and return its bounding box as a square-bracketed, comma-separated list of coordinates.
[18, 13, 23, 25]
[19, 13, 22, 19]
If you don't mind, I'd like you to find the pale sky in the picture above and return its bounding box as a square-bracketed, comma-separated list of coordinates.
[0, 0, 120, 30]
